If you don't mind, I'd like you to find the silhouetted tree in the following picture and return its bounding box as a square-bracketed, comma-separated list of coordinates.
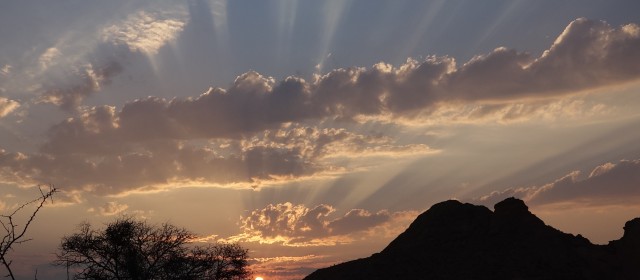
[55, 217, 251, 280]
[0, 184, 56, 280]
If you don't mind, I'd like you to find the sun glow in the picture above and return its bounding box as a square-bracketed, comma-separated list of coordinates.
[255, 277, 264, 280]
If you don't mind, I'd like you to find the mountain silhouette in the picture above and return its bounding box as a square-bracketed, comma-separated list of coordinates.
[304, 197, 640, 280]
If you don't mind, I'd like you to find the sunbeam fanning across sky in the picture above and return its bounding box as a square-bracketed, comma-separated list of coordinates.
[314, 0, 352, 73]
[1, 0, 640, 279]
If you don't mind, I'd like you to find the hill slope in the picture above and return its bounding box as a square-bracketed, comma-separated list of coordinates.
[304, 198, 640, 280]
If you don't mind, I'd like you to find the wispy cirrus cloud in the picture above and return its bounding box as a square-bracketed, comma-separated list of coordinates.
[24, 7, 187, 112]
[102, 10, 186, 55]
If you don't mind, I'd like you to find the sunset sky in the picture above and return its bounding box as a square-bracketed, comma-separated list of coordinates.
[1, 0, 640, 279]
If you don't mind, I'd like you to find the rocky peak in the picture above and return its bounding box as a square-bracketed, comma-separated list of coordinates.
[610, 217, 640, 249]
[304, 197, 640, 280]
[622, 218, 640, 239]
[494, 196, 529, 214]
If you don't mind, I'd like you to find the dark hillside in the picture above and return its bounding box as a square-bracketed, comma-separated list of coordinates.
[304, 198, 640, 280]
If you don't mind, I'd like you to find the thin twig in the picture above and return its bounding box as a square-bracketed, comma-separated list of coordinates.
[0, 184, 57, 279]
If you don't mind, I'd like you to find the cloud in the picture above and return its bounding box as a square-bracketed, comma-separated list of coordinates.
[34, 8, 186, 111]
[0, 139, 317, 195]
[39, 58, 122, 111]
[94, 201, 129, 216]
[446, 18, 640, 101]
[226, 202, 413, 246]
[102, 10, 186, 55]
[34, 18, 640, 132]
[1, 64, 12, 76]
[476, 159, 640, 206]
[0, 105, 427, 195]
[38, 48, 62, 71]
[1, 18, 638, 196]
[0, 98, 19, 118]
[2, 112, 428, 194]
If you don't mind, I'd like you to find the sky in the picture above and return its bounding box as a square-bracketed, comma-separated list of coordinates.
[1, 0, 640, 279]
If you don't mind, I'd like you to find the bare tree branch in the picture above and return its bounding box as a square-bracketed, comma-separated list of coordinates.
[0, 184, 57, 280]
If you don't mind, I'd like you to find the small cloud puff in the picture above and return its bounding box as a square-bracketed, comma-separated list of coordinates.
[0, 98, 19, 118]
[92, 201, 129, 216]
[102, 10, 187, 55]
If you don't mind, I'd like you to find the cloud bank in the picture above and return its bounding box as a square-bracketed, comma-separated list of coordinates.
[31, 17, 640, 117]
[0, 116, 426, 194]
[0, 18, 639, 196]
[225, 202, 415, 246]
[477, 159, 640, 206]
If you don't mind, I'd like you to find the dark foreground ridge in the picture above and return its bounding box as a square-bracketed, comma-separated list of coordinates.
[304, 197, 640, 280]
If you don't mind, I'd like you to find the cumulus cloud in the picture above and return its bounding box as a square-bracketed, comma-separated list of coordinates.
[0, 139, 316, 195]
[34, 18, 640, 134]
[476, 159, 640, 206]
[0, 108, 428, 194]
[32, 18, 638, 121]
[1, 18, 638, 196]
[226, 202, 413, 246]
[0, 102, 430, 195]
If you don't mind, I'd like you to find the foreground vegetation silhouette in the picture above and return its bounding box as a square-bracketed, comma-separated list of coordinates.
[305, 197, 640, 280]
[0, 185, 56, 280]
[55, 217, 251, 280]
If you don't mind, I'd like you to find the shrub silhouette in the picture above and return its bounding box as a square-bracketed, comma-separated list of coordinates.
[55, 217, 251, 280]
